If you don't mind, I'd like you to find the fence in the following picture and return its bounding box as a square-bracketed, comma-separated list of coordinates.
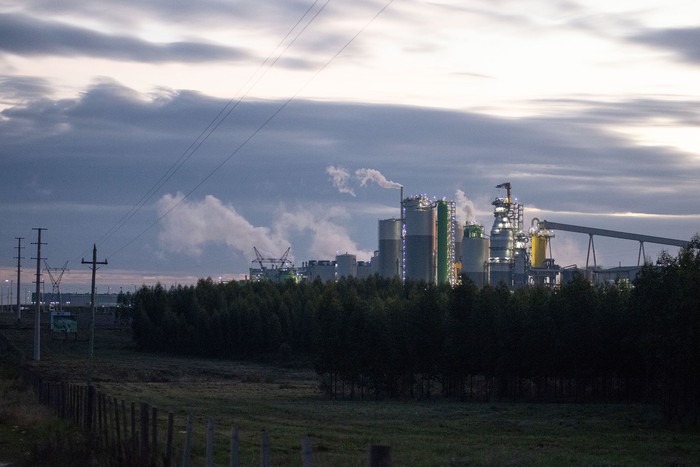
[2, 332, 392, 466]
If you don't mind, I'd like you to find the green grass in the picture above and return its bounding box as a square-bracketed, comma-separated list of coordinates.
[2, 314, 700, 466]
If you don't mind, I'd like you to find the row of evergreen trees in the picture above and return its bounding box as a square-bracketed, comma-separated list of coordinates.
[122, 236, 700, 425]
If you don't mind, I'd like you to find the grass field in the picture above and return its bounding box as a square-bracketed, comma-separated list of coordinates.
[1, 311, 699, 466]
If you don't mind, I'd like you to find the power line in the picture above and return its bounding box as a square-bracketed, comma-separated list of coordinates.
[107, 0, 397, 260]
[86, 0, 330, 259]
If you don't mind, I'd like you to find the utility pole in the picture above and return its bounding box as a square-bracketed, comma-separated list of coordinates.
[82, 244, 107, 389]
[32, 228, 46, 361]
[15, 237, 24, 323]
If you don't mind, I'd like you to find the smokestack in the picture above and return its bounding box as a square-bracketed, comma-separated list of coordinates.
[400, 186, 404, 219]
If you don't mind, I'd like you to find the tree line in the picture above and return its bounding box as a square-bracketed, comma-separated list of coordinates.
[121, 236, 700, 425]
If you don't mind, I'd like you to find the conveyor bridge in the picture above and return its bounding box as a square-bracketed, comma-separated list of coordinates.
[539, 220, 689, 269]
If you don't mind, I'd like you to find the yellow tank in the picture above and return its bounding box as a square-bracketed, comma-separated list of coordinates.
[531, 234, 547, 268]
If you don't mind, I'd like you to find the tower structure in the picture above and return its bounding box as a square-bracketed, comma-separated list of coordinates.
[488, 183, 515, 287]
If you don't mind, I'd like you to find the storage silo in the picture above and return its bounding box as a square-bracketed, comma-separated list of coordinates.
[462, 223, 489, 287]
[404, 195, 436, 283]
[336, 253, 357, 278]
[378, 219, 402, 278]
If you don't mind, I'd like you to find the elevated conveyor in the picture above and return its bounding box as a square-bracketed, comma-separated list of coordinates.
[539, 220, 689, 268]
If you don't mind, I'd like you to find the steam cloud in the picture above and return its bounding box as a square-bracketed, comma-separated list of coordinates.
[455, 189, 476, 224]
[157, 193, 373, 262]
[355, 168, 402, 189]
[157, 193, 289, 258]
[326, 165, 355, 197]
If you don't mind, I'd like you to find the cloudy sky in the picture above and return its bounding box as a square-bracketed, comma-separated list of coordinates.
[1, 0, 699, 295]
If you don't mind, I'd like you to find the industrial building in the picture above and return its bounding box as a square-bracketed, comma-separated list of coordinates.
[249, 182, 689, 288]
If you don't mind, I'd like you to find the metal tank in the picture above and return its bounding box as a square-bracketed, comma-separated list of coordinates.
[529, 218, 554, 269]
[404, 195, 436, 283]
[336, 253, 357, 278]
[462, 223, 489, 287]
[488, 195, 514, 287]
[378, 219, 402, 278]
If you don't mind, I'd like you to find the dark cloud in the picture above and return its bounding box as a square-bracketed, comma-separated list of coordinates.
[630, 27, 700, 64]
[0, 76, 53, 103]
[1, 83, 698, 281]
[0, 13, 250, 62]
[19, 0, 341, 27]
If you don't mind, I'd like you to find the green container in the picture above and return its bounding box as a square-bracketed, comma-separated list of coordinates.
[437, 201, 449, 284]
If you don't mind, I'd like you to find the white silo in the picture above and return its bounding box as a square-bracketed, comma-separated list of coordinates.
[404, 195, 436, 283]
[336, 253, 357, 278]
[378, 219, 402, 279]
[462, 223, 489, 287]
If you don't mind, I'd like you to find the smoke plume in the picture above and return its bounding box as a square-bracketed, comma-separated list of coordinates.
[157, 193, 289, 258]
[275, 205, 374, 260]
[157, 193, 373, 263]
[326, 165, 355, 196]
[455, 189, 476, 224]
[355, 168, 402, 189]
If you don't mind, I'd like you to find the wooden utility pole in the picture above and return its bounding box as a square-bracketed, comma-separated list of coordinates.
[32, 228, 46, 361]
[14, 237, 24, 323]
[82, 244, 108, 389]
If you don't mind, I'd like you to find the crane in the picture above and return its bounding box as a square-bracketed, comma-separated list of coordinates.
[252, 246, 292, 271]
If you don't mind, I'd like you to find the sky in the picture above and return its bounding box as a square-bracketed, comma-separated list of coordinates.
[1, 0, 699, 296]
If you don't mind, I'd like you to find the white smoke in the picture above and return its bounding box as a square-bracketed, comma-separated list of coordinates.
[157, 193, 289, 258]
[157, 193, 373, 263]
[275, 205, 374, 260]
[455, 189, 476, 224]
[326, 165, 355, 197]
[355, 168, 402, 189]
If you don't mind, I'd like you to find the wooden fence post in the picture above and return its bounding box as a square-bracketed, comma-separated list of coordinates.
[301, 436, 313, 467]
[229, 425, 240, 467]
[229, 426, 239, 467]
[152, 406, 158, 466]
[131, 402, 137, 455]
[181, 413, 194, 467]
[113, 397, 123, 463]
[139, 402, 150, 464]
[86, 385, 95, 433]
[121, 400, 130, 462]
[165, 412, 174, 467]
[206, 418, 215, 467]
[368, 445, 391, 467]
[261, 430, 271, 467]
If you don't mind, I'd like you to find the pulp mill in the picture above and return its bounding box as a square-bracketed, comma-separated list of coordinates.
[252, 182, 688, 286]
[371, 182, 688, 288]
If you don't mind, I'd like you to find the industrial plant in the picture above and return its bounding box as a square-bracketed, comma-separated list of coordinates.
[250, 183, 689, 287]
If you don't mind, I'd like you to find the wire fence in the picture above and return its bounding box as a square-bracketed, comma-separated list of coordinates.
[2, 331, 392, 466]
